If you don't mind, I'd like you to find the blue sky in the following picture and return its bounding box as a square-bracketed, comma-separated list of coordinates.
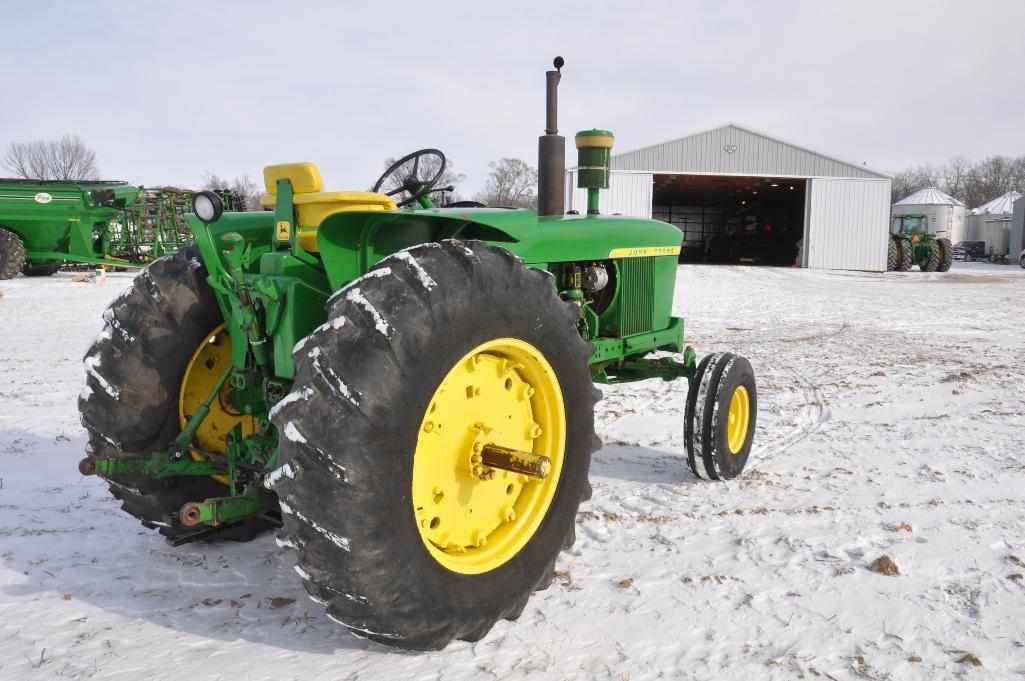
[2, 1, 1022, 193]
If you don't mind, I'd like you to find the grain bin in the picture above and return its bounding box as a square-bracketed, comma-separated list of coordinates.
[966, 190, 1022, 257]
[892, 186, 966, 242]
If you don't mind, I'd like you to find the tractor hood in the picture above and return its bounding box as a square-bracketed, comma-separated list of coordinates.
[315, 207, 682, 289]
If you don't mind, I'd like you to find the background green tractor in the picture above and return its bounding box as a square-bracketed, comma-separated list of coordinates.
[887, 214, 953, 272]
[77, 59, 759, 650]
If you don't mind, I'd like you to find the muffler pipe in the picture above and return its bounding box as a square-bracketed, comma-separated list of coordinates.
[537, 56, 566, 217]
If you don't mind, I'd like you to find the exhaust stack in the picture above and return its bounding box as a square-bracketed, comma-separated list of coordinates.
[537, 56, 565, 217]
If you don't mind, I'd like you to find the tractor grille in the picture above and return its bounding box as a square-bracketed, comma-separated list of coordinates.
[617, 257, 654, 336]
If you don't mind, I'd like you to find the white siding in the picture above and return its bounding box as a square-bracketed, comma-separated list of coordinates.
[564, 171, 653, 218]
[806, 179, 891, 271]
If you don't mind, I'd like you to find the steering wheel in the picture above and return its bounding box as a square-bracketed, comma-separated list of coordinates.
[372, 149, 446, 208]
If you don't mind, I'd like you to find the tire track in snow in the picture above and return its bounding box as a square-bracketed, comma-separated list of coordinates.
[748, 364, 827, 469]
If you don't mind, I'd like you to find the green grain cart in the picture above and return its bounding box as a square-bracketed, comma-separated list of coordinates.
[0, 179, 143, 277]
[0, 179, 241, 278]
[77, 59, 759, 650]
[887, 214, 953, 272]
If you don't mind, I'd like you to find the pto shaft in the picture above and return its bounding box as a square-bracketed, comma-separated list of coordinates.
[481, 444, 551, 479]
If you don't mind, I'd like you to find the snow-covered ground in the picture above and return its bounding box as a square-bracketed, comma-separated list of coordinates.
[1, 262, 1024, 680]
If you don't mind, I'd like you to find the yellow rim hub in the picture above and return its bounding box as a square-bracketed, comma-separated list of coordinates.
[178, 325, 256, 484]
[412, 338, 566, 575]
[726, 385, 750, 454]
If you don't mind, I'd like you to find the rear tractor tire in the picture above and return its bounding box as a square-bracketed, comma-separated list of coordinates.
[0, 226, 27, 280]
[886, 237, 898, 271]
[936, 238, 953, 272]
[684, 352, 757, 480]
[269, 240, 599, 650]
[78, 247, 272, 542]
[897, 238, 913, 271]
[922, 240, 940, 272]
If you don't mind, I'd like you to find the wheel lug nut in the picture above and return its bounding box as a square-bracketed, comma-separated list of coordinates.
[501, 505, 516, 522]
[472, 530, 488, 547]
[423, 421, 435, 433]
[472, 441, 483, 452]
[529, 423, 542, 438]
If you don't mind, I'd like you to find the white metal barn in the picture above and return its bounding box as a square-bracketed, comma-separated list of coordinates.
[892, 187, 967, 243]
[565, 123, 892, 271]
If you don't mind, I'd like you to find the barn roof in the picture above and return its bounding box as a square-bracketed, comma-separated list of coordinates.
[610, 123, 890, 180]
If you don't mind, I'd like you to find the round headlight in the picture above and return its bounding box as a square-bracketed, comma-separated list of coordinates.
[192, 191, 224, 224]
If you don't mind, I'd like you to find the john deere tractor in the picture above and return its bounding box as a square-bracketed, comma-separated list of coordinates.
[887, 214, 953, 272]
[78, 59, 758, 650]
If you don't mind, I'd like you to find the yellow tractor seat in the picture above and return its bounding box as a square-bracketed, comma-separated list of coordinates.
[260, 162, 397, 252]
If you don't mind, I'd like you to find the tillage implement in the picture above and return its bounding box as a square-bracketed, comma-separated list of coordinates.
[78, 58, 758, 649]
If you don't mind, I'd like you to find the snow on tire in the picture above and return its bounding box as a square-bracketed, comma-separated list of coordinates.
[685, 353, 718, 479]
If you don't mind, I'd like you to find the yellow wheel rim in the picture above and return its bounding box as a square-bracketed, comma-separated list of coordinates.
[726, 385, 750, 454]
[178, 324, 255, 485]
[412, 338, 566, 575]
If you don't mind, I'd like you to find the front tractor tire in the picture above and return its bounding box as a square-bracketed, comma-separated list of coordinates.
[78, 247, 259, 541]
[684, 353, 757, 480]
[0, 226, 27, 280]
[269, 240, 599, 650]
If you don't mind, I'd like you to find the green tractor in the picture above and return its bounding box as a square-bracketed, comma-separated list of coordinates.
[887, 214, 953, 272]
[77, 59, 758, 650]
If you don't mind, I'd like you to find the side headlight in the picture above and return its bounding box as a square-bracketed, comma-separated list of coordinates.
[192, 191, 224, 224]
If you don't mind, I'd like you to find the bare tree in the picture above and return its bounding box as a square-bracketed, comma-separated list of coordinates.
[474, 158, 538, 209]
[891, 155, 1025, 207]
[940, 156, 972, 204]
[890, 167, 929, 204]
[964, 155, 1022, 208]
[201, 172, 261, 210]
[2, 134, 99, 180]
